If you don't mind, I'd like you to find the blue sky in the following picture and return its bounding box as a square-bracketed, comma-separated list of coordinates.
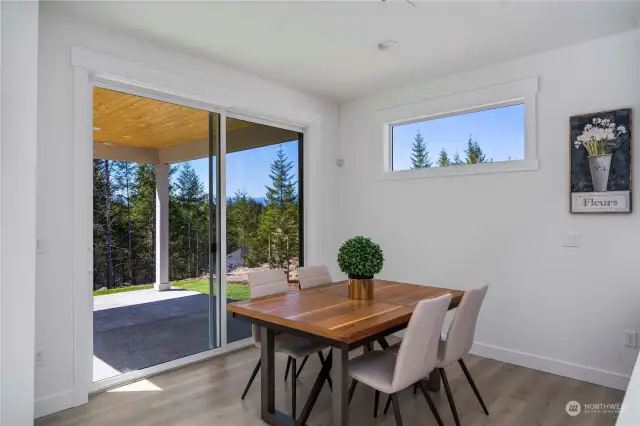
[172, 140, 299, 199]
[169, 104, 522, 197]
[392, 104, 524, 170]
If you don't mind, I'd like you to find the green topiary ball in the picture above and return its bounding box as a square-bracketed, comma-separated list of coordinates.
[337, 236, 384, 279]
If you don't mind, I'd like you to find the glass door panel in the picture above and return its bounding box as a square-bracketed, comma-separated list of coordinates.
[92, 86, 220, 382]
[224, 117, 303, 343]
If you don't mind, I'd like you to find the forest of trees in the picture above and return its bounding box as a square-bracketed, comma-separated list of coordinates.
[93, 146, 299, 290]
[410, 130, 491, 169]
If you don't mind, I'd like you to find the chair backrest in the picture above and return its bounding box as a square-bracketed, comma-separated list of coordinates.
[297, 265, 333, 289]
[248, 269, 288, 346]
[439, 284, 489, 366]
[391, 293, 451, 392]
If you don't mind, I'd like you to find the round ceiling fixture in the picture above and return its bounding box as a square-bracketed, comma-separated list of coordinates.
[377, 40, 399, 51]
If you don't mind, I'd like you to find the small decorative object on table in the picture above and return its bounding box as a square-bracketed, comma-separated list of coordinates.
[570, 108, 632, 213]
[337, 236, 384, 300]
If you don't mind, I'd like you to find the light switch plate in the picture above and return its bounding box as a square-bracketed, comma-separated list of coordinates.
[562, 233, 580, 247]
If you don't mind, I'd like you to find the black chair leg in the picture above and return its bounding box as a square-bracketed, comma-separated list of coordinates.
[284, 356, 292, 381]
[373, 390, 380, 417]
[291, 358, 297, 419]
[348, 379, 358, 404]
[391, 393, 404, 426]
[459, 359, 489, 415]
[413, 382, 419, 395]
[418, 380, 444, 426]
[440, 368, 461, 426]
[318, 351, 333, 389]
[383, 395, 392, 415]
[377, 338, 390, 349]
[295, 355, 309, 378]
[241, 359, 261, 400]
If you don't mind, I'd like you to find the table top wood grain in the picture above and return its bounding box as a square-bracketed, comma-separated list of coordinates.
[227, 280, 464, 345]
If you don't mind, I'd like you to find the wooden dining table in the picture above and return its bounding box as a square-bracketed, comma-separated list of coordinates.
[227, 279, 464, 426]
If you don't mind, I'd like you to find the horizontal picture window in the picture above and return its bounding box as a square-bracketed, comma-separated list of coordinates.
[391, 103, 525, 172]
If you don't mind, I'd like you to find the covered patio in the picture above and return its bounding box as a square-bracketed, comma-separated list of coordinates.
[93, 87, 298, 381]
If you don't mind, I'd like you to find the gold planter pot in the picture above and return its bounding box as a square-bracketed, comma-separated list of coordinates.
[348, 277, 374, 300]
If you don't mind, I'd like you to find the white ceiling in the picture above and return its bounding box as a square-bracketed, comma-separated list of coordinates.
[56, 1, 640, 102]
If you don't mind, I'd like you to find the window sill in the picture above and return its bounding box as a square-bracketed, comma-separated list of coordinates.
[378, 158, 539, 181]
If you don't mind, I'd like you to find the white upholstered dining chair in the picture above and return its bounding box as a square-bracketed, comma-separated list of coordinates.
[297, 264, 333, 289]
[346, 294, 451, 426]
[382, 284, 490, 425]
[294, 264, 334, 380]
[434, 284, 490, 426]
[240, 269, 329, 419]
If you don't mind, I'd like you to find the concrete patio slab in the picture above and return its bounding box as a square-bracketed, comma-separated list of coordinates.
[93, 288, 251, 382]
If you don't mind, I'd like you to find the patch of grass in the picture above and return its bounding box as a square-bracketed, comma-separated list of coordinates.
[93, 284, 153, 296]
[93, 279, 250, 300]
[171, 279, 211, 294]
[173, 279, 250, 300]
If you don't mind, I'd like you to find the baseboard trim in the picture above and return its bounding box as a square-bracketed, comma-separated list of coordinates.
[35, 389, 78, 419]
[471, 342, 630, 391]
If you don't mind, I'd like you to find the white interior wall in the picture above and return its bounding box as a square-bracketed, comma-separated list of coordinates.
[36, 2, 640, 419]
[36, 4, 339, 417]
[1, 2, 39, 425]
[337, 29, 640, 390]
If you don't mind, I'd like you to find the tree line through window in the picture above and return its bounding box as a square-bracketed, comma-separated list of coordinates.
[391, 103, 524, 172]
[409, 131, 492, 168]
[93, 144, 300, 293]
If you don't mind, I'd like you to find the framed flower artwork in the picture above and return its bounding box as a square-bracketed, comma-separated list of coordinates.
[570, 108, 632, 213]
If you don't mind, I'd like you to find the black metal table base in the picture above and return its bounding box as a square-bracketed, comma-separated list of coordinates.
[257, 326, 438, 426]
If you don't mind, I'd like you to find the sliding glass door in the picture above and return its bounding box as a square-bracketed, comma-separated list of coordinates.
[224, 117, 303, 343]
[92, 86, 304, 385]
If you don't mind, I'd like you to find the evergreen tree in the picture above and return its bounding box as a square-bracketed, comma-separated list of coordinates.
[113, 161, 136, 284]
[437, 148, 452, 167]
[464, 134, 488, 164]
[131, 164, 156, 284]
[176, 163, 206, 278]
[227, 189, 262, 266]
[103, 160, 115, 289]
[410, 130, 431, 168]
[265, 146, 297, 207]
[259, 146, 299, 278]
[93, 160, 108, 289]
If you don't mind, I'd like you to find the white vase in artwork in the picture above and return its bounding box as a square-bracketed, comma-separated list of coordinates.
[588, 154, 612, 192]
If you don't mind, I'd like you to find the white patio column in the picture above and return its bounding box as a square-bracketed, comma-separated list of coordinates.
[155, 163, 170, 291]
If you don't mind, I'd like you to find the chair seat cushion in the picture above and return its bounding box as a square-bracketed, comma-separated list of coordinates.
[348, 350, 396, 394]
[274, 334, 328, 359]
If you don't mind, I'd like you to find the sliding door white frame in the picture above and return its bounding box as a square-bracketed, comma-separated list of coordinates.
[217, 111, 227, 348]
[72, 47, 316, 406]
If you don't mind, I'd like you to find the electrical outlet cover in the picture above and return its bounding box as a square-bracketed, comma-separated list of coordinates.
[624, 330, 638, 348]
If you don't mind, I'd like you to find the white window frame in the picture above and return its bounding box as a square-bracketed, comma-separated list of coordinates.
[379, 77, 539, 180]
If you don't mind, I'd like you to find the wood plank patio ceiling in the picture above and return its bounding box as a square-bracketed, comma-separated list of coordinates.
[93, 87, 254, 149]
